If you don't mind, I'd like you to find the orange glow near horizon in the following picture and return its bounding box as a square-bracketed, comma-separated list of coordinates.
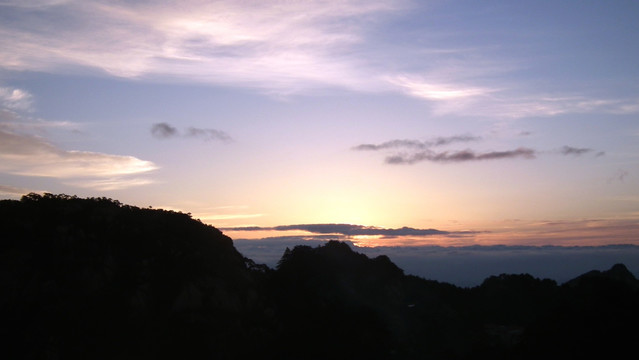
[220, 217, 639, 248]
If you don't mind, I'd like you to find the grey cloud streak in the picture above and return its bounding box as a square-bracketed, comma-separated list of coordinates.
[560, 146, 604, 157]
[222, 223, 468, 238]
[355, 135, 605, 165]
[354, 135, 536, 165]
[151, 122, 232, 142]
[150, 122, 178, 138]
[185, 127, 233, 142]
[386, 147, 536, 165]
[353, 135, 481, 151]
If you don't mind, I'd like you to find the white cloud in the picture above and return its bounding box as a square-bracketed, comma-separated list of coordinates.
[0, 86, 33, 111]
[0, 0, 404, 94]
[0, 128, 157, 187]
[483, 96, 639, 118]
[0, 83, 154, 191]
[64, 177, 155, 191]
[388, 74, 494, 101]
[1, 1, 637, 118]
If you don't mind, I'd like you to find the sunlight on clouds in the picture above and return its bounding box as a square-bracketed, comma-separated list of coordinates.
[0, 86, 33, 111]
[0, 85, 153, 191]
[0, 0, 402, 92]
[64, 177, 155, 191]
[2, 0, 635, 118]
[8, 150, 157, 178]
[0, 129, 157, 188]
[475, 218, 639, 246]
[389, 75, 494, 101]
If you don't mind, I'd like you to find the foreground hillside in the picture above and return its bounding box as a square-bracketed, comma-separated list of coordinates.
[1, 194, 638, 359]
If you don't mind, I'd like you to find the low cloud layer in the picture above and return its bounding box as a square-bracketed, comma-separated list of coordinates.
[369, 244, 639, 287]
[233, 238, 639, 287]
[223, 223, 456, 238]
[151, 122, 232, 142]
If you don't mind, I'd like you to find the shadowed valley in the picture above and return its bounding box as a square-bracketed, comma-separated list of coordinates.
[1, 194, 638, 359]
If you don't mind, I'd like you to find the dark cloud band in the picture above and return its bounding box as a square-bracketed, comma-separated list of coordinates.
[151, 122, 178, 138]
[222, 223, 457, 237]
[353, 135, 481, 151]
[386, 147, 536, 165]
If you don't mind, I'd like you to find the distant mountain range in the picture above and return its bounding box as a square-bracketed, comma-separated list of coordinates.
[2, 193, 638, 359]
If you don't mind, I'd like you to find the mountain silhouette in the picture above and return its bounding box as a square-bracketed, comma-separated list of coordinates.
[1, 193, 638, 359]
[0, 193, 263, 359]
[565, 262, 638, 289]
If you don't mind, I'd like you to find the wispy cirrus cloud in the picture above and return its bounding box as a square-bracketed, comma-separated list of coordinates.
[0, 0, 72, 8]
[150, 122, 232, 142]
[0, 0, 405, 94]
[1, 0, 636, 120]
[471, 95, 639, 119]
[64, 177, 155, 191]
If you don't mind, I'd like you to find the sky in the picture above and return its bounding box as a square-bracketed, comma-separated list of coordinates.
[1, 0, 639, 266]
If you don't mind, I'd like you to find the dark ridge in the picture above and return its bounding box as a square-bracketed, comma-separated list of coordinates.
[0, 193, 264, 359]
[1, 193, 638, 359]
[565, 262, 638, 289]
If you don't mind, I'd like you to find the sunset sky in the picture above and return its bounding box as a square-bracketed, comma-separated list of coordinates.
[1, 0, 638, 249]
